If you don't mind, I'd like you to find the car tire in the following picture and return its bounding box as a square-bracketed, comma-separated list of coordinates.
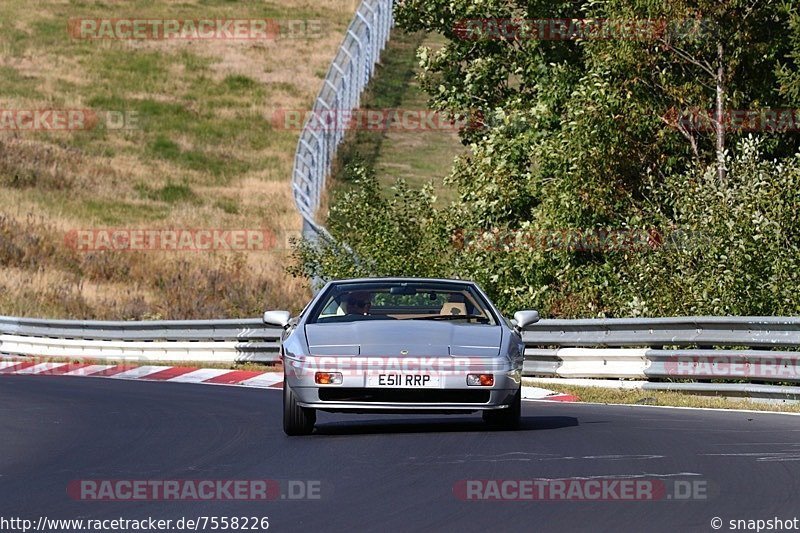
[482, 388, 521, 430]
[283, 381, 316, 436]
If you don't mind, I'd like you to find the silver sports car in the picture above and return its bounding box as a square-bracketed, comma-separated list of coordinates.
[263, 277, 540, 435]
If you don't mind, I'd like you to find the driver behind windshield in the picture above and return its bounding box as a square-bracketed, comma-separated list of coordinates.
[344, 292, 372, 315]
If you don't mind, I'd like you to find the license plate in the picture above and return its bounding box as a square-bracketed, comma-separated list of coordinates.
[367, 374, 440, 388]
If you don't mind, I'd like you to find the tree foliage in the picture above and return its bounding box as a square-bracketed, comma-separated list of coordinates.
[290, 1, 800, 317]
[287, 163, 453, 281]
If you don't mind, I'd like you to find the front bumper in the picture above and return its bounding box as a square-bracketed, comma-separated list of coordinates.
[284, 354, 521, 413]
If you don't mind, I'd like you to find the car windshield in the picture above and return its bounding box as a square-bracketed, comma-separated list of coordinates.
[308, 281, 498, 325]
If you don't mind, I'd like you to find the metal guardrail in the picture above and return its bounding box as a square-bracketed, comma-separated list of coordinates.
[291, 0, 394, 243]
[0, 316, 282, 363]
[523, 316, 800, 347]
[523, 317, 800, 401]
[3, 315, 799, 400]
[0, 316, 277, 341]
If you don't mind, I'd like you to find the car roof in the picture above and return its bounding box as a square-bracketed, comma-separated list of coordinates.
[322, 277, 477, 287]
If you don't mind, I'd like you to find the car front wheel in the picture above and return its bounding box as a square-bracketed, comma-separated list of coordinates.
[482, 388, 521, 430]
[283, 381, 316, 436]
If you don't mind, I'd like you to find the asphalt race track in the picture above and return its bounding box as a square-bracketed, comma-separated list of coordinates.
[1, 376, 799, 532]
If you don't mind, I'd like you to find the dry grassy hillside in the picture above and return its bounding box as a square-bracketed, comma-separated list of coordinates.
[0, 0, 357, 318]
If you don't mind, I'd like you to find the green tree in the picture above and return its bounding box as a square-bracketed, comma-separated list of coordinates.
[292, 1, 800, 317]
[288, 163, 453, 281]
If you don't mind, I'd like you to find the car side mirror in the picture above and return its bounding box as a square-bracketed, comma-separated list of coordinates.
[263, 310, 291, 328]
[513, 310, 540, 329]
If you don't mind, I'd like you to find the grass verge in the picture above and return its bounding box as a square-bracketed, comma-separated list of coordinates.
[0, 0, 359, 319]
[329, 30, 465, 205]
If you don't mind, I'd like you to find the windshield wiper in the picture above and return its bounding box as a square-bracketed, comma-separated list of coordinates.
[411, 314, 489, 323]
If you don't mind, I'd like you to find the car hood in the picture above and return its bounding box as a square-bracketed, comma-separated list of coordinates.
[304, 320, 502, 357]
